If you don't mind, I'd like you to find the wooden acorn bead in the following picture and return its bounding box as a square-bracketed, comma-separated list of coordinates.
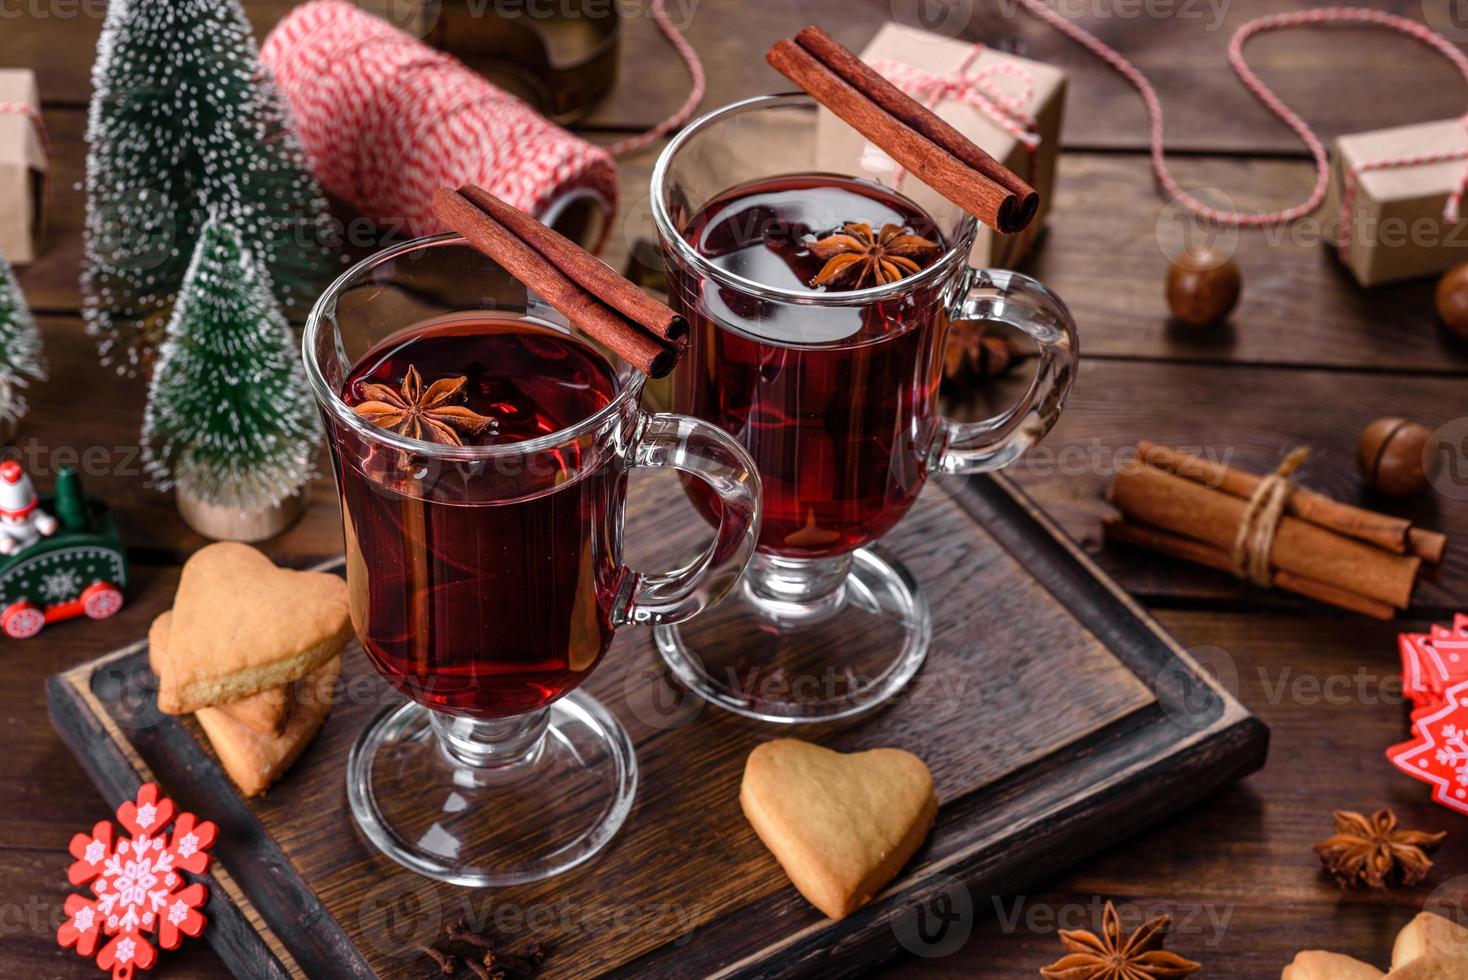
[1357, 417, 1437, 497]
[1166, 247, 1241, 327]
[1435, 261, 1468, 338]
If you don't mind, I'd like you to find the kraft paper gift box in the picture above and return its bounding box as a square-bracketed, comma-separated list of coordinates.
[0, 69, 47, 266]
[1320, 118, 1468, 286]
[814, 22, 1065, 269]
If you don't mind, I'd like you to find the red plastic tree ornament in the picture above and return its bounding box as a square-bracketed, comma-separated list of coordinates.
[57, 783, 216, 979]
[1390, 677, 1468, 818]
[1399, 618, 1468, 717]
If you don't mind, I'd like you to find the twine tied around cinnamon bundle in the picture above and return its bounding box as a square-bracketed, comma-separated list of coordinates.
[1230, 446, 1311, 586]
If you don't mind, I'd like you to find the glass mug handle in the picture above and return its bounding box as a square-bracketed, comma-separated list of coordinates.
[613, 413, 762, 626]
[936, 269, 1079, 475]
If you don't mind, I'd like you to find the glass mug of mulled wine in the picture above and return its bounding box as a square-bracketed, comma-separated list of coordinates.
[649, 94, 1078, 723]
[303, 235, 761, 886]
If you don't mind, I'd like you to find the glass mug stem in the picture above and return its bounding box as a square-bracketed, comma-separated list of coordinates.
[937, 269, 1079, 475]
[743, 552, 852, 620]
[429, 709, 550, 775]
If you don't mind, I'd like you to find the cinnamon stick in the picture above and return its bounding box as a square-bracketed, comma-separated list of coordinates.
[790, 26, 1039, 233]
[1136, 441, 1411, 553]
[1409, 527, 1448, 565]
[1136, 441, 1447, 564]
[1103, 517, 1395, 620]
[431, 187, 682, 378]
[1110, 464, 1420, 610]
[767, 29, 1038, 234]
[457, 184, 686, 344]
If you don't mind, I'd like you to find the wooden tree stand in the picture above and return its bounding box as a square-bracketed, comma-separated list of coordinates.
[175, 486, 306, 543]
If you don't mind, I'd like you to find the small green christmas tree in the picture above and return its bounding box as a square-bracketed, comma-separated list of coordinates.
[0, 248, 45, 428]
[142, 217, 320, 512]
[83, 0, 337, 373]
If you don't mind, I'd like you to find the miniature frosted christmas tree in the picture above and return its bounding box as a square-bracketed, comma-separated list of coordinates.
[83, 0, 337, 373]
[142, 217, 320, 518]
[0, 248, 45, 430]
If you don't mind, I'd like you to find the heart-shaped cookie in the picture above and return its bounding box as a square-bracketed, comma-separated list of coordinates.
[150, 610, 294, 735]
[153, 543, 351, 714]
[740, 738, 937, 920]
[1394, 912, 1468, 971]
[1281, 951, 1383, 980]
[196, 656, 341, 797]
[1387, 956, 1468, 980]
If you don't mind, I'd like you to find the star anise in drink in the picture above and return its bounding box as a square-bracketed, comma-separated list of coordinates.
[351, 365, 495, 446]
[1312, 808, 1445, 890]
[1040, 901, 1201, 980]
[806, 222, 941, 289]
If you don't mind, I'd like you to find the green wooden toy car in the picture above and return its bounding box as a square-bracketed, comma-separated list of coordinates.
[0, 465, 127, 638]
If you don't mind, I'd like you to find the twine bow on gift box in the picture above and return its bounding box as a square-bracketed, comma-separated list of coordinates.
[0, 101, 48, 161]
[868, 47, 1041, 188]
[1339, 143, 1468, 260]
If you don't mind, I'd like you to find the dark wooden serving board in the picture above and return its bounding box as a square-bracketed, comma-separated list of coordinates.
[47, 472, 1268, 979]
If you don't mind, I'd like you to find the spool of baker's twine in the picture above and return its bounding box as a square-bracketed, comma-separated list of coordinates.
[260, 0, 704, 251]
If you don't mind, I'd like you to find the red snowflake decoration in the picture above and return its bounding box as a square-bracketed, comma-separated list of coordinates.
[57, 783, 216, 979]
[1390, 676, 1468, 817]
[1400, 616, 1468, 713]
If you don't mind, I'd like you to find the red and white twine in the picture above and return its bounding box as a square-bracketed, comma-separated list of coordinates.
[874, 49, 1041, 152]
[0, 101, 48, 160]
[606, 0, 706, 156]
[871, 47, 1042, 208]
[1015, 0, 1468, 227]
[261, 0, 704, 244]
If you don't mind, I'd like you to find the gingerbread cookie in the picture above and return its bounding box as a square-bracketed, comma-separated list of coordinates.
[1281, 951, 1383, 980]
[1393, 912, 1468, 971]
[149, 610, 293, 736]
[152, 543, 351, 714]
[195, 656, 341, 797]
[740, 738, 937, 920]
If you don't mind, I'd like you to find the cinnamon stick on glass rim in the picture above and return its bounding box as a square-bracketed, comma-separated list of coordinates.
[431, 186, 685, 378]
[766, 25, 1039, 234]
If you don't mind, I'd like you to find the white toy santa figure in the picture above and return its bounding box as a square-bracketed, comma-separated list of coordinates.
[0, 460, 56, 555]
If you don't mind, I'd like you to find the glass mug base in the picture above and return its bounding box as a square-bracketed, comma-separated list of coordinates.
[653, 548, 931, 724]
[346, 692, 638, 887]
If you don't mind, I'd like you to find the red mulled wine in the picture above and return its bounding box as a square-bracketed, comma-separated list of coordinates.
[334, 314, 626, 719]
[669, 174, 950, 558]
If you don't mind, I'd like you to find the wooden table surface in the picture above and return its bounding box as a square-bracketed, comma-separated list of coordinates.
[4, 1, 1467, 977]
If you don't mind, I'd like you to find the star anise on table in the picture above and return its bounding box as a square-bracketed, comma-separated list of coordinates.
[806, 222, 941, 290]
[352, 365, 495, 446]
[944, 321, 1020, 381]
[1040, 901, 1201, 980]
[1312, 808, 1445, 890]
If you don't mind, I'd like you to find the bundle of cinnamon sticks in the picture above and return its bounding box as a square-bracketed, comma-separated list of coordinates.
[766, 26, 1038, 234]
[432, 185, 686, 378]
[1106, 442, 1447, 619]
